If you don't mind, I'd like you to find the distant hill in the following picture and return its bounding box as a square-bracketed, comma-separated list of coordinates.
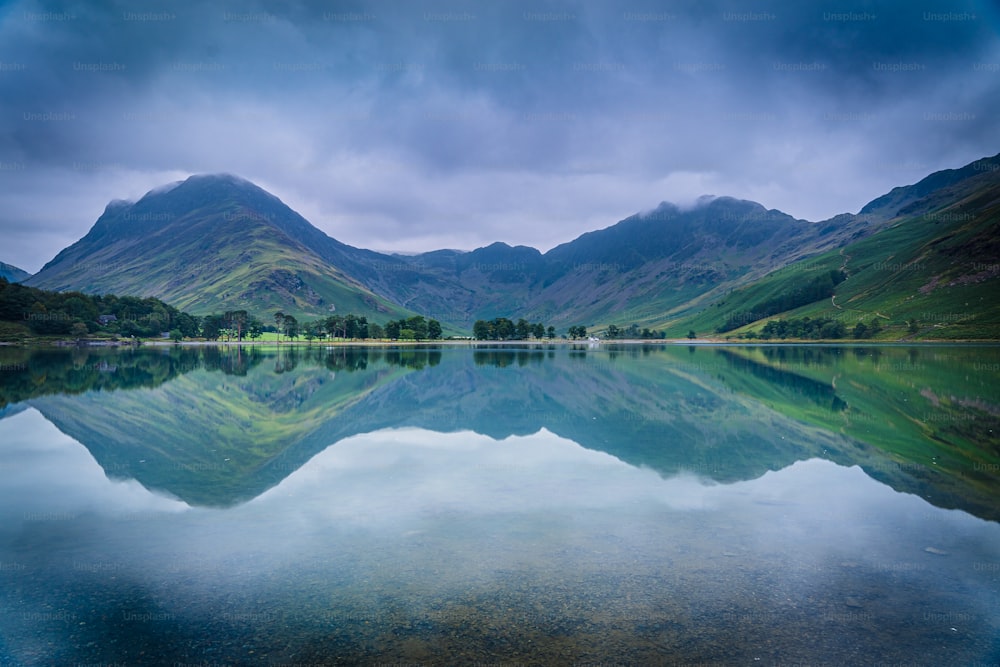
[0, 262, 30, 283]
[24, 153, 1000, 336]
[25, 174, 416, 322]
[334, 196, 875, 330]
[667, 152, 1000, 340]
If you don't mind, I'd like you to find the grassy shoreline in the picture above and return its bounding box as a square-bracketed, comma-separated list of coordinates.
[3, 336, 999, 348]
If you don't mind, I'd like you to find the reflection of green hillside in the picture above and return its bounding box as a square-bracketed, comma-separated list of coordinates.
[17, 347, 417, 506]
[707, 345, 1000, 520]
[715, 349, 847, 412]
[0, 345, 298, 408]
[8, 345, 999, 521]
[0, 347, 206, 408]
[327, 344, 999, 520]
[396, 345, 853, 484]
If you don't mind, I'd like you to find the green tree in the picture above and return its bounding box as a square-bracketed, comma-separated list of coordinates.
[343, 314, 358, 339]
[303, 320, 321, 343]
[908, 318, 919, 334]
[247, 317, 264, 341]
[368, 322, 384, 340]
[169, 328, 184, 343]
[515, 318, 530, 340]
[274, 312, 285, 343]
[406, 315, 428, 340]
[26, 302, 68, 335]
[118, 319, 143, 338]
[473, 320, 491, 340]
[606, 324, 620, 339]
[531, 322, 545, 339]
[341, 314, 368, 339]
[201, 314, 223, 341]
[546, 326, 556, 339]
[355, 315, 369, 339]
[385, 319, 401, 339]
[283, 315, 299, 341]
[852, 321, 869, 339]
[63, 295, 98, 322]
[687, 329, 697, 340]
[494, 317, 514, 340]
[427, 318, 442, 340]
[323, 315, 340, 339]
[820, 320, 846, 339]
[224, 310, 249, 342]
[175, 312, 200, 338]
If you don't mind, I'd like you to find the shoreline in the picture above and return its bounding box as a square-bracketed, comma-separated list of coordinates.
[4, 337, 999, 348]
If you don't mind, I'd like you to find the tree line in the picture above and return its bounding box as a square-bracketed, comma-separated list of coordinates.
[0, 278, 445, 342]
[200, 312, 446, 342]
[472, 317, 556, 340]
[0, 278, 199, 339]
[737, 315, 884, 340]
[271, 312, 444, 342]
[471, 319, 667, 341]
[717, 270, 847, 333]
[1, 277, 669, 343]
[600, 323, 666, 339]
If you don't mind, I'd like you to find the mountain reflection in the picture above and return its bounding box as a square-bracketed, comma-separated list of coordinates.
[2, 417, 997, 666]
[0, 344, 997, 521]
[0, 345, 446, 406]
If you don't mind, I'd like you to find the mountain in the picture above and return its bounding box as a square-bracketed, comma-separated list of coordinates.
[23, 153, 1000, 335]
[25, 174, 415, 322]
[346, 196, 875, 330]
[0, 262, 30, 283]
[523, 197, 866, 327]
[667, 152, 1000, 339]
[22, 174, 875, 331]
[859, 154, 1000, 220]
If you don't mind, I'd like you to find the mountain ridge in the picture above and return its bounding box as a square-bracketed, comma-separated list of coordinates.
[0, 262, 30, 283]
[26, 174, 418, 323]
[667, 152, 1000, 340]
[24, 152, 1000, 334]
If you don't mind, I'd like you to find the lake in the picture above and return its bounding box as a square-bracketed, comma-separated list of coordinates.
[0, 343, 998, 665]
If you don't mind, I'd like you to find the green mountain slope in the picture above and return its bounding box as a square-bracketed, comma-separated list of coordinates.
[24, 175, 415, 322]
[527, 197, 866, 328]
[21, 153, 1000, 336]
[378, 196, 875, 330]
[667, 153, 1000, 339]
[0, 261, 30, 283]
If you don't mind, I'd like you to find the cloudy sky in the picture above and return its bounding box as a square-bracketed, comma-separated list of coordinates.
[1, 0, 997, 273]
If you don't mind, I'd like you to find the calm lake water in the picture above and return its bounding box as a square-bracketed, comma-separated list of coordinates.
[0, 343, 998, 666]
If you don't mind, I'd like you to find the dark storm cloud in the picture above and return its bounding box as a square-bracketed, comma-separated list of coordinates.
[0, 0, 997, 272]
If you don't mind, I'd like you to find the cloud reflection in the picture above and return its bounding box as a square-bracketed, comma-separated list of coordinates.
[2, 412, 998, 664]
